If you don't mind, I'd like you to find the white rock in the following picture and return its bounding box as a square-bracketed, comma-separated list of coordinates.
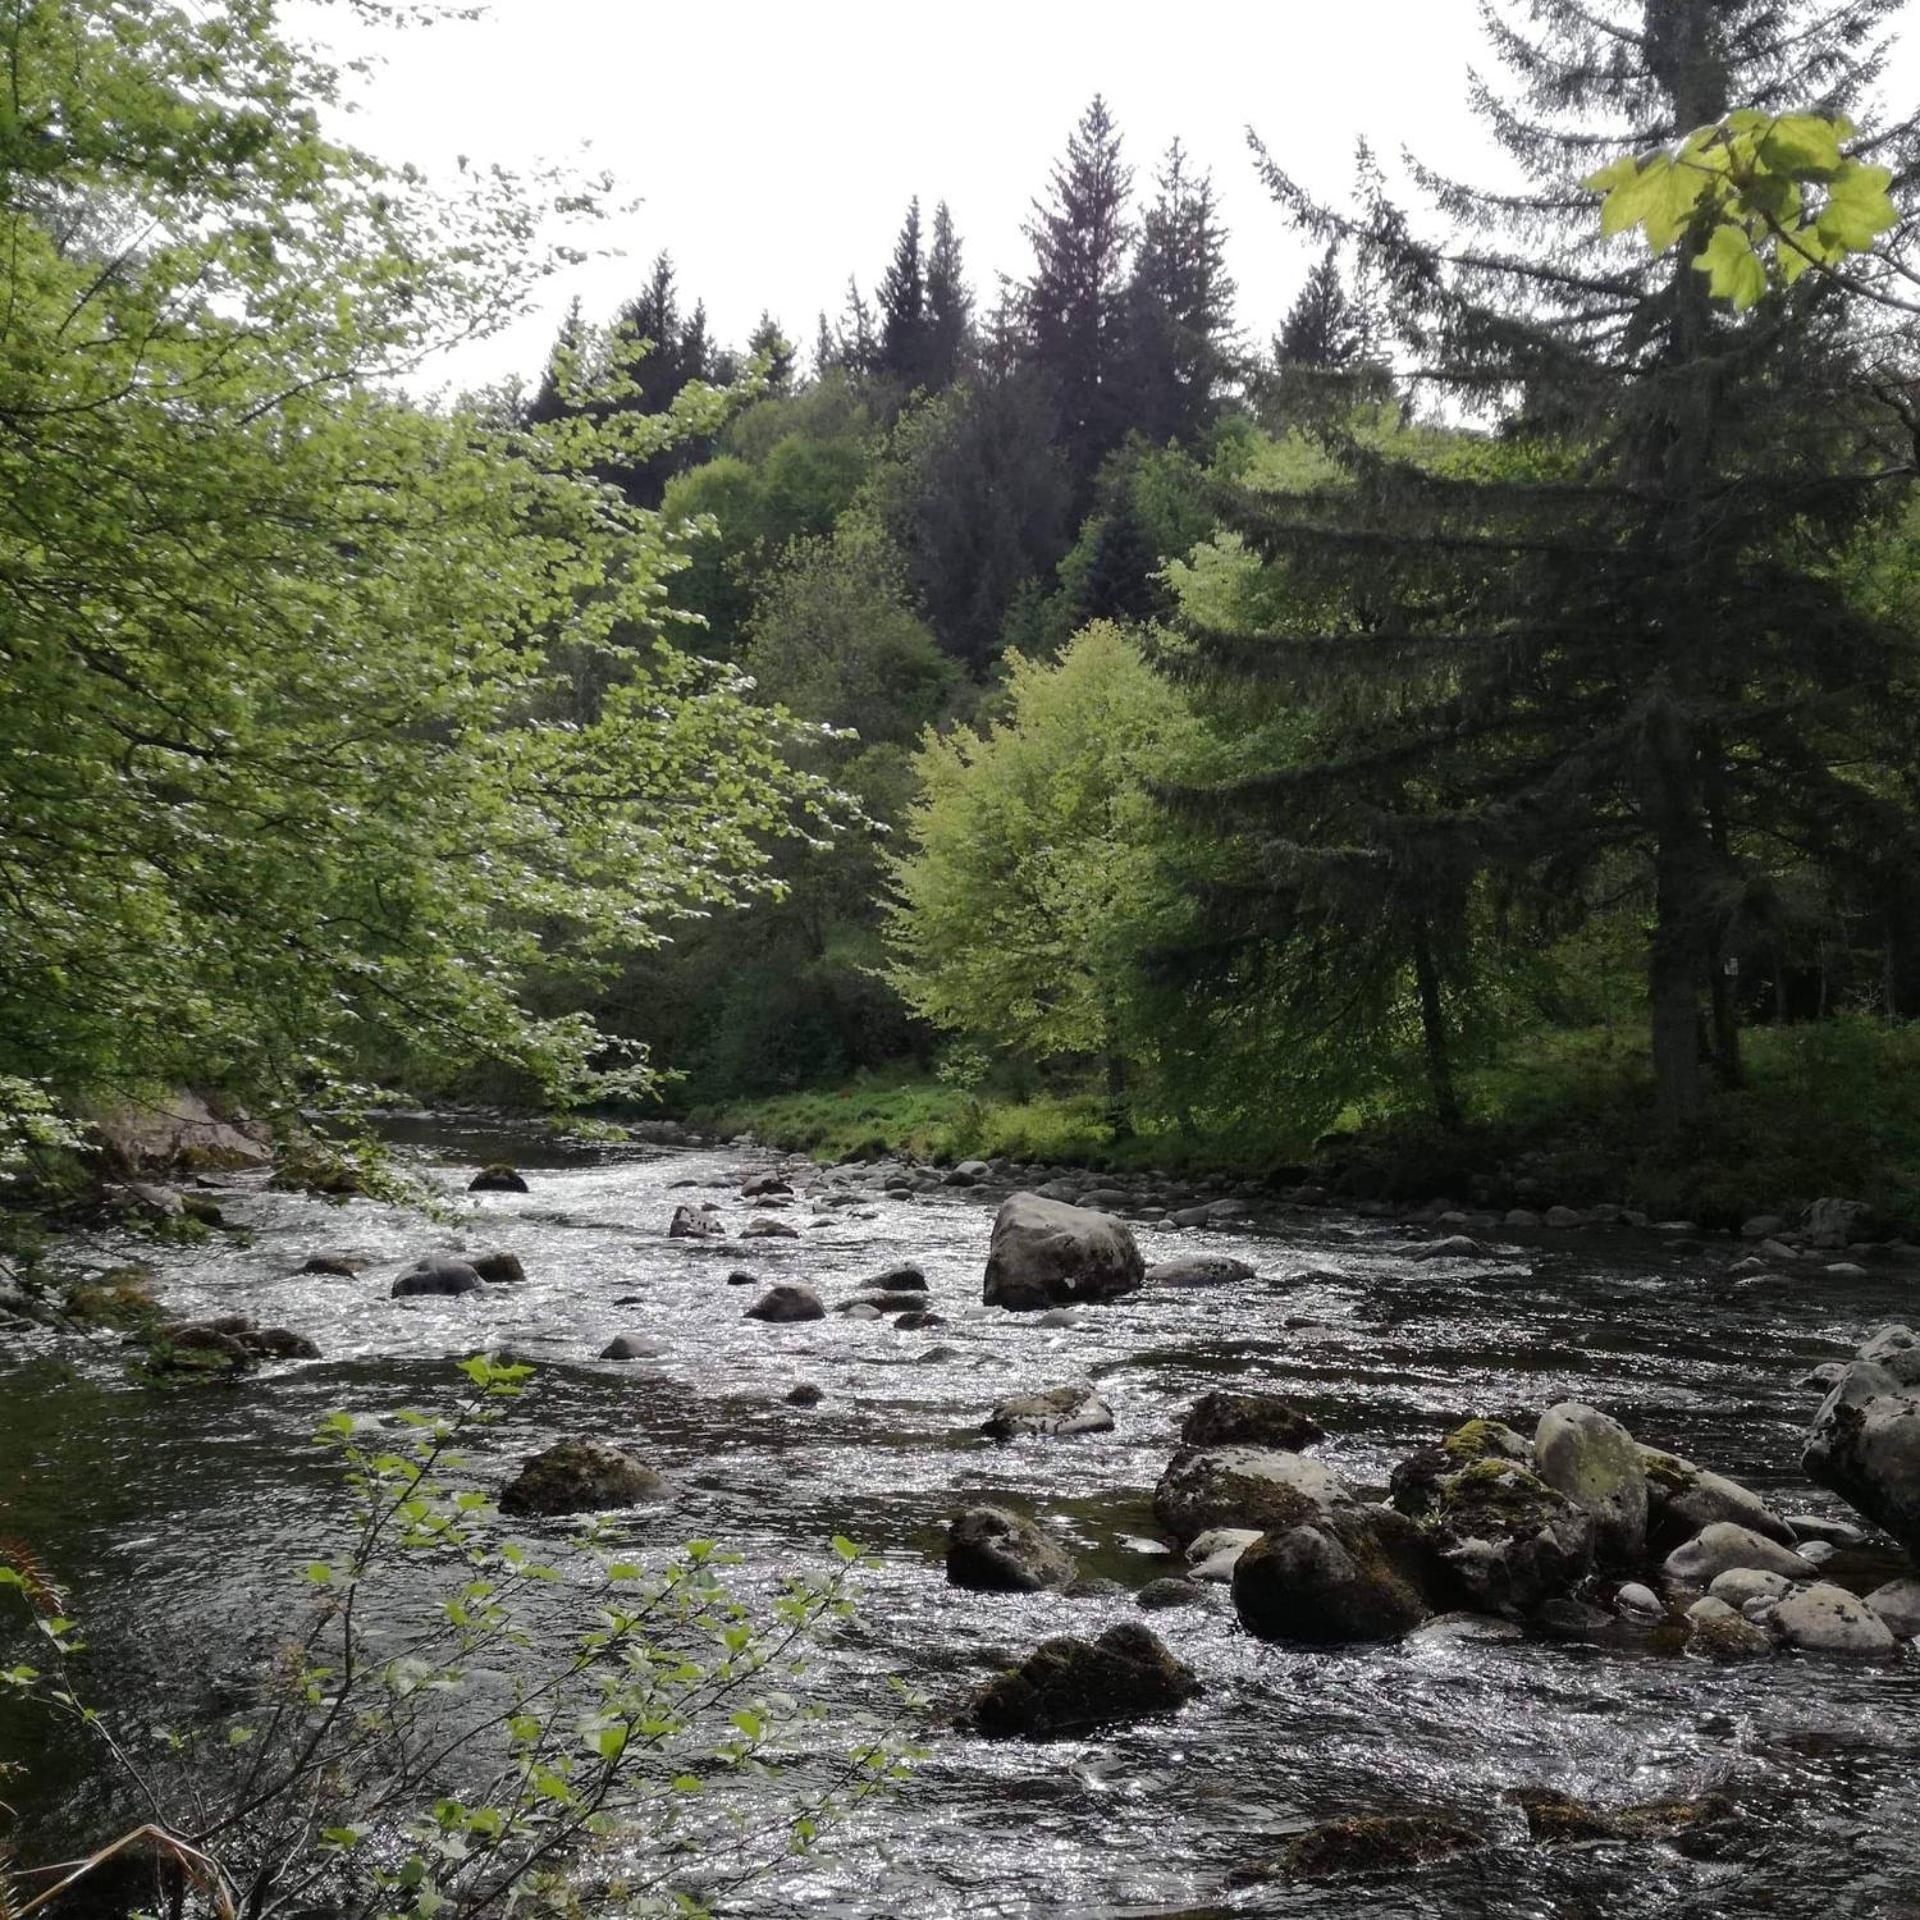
[1614, 1581, 1663, 1619]
[1708, 1568, 1793, 1611]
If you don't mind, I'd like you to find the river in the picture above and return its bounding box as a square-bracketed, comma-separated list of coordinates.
[3, 1120, 1917, 1918]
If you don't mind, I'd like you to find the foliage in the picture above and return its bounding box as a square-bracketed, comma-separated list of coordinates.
[0, 1358, 917, 1919]
[1586, 111, 1900, 308]
[0, 0, 854, 1127]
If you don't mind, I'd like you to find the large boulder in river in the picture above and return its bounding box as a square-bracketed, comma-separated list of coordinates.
[1233, 1503, 1443, 1643]
[1153, 1446, 1353, 1547]
[498, 1438, 665, 1517]
[469, 1164, 529, 1194]
[958, 1623, 1199, 1739]
[1803, 1325, 1920, 1554]
[981, 1192, 1144, 1311]
[1767, 1581, 1898, 1655]
[946, 1506, 1077, 1592]
[982, 1384, 1113, 1440]
[1532, 1402, 1648, 1562]
[668, 1204, 725, 1240]
[1424, 1459, 1595, 1613]
[1639, 1444, 1794, 1549]
[1179, 1390, 1324, 1453]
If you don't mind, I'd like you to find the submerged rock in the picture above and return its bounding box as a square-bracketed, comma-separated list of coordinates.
[470, 1250, 526, 1285]
[667, 1204, 725, 1240]
[1505, 1787, 1733, 1844]
[1146, 1254, 1256, 1289]
[1279, 1813, 1486, 1880]
[1153, 1446, 1354, 1547]
[946, 1505, 1078, 1592]
[1179, 1389, 1324, 1453]
[785, 1382, 823, 1407]
[497, 1438, 665, 1517]
[1233, 1503, 1442, 1643]
[982, 1383, 1114, 1440]
[599, 1334, 664, 1360]
[958, 1622, 1199, 1739]
[1533, 1402, 1648, 1562]
[981, 1192, 1145, 1312]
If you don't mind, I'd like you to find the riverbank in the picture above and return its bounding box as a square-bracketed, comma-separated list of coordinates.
[691, 1016, 1920, 1233]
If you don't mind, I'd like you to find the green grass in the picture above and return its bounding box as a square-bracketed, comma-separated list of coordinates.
[694, 1014, 1920, 1228]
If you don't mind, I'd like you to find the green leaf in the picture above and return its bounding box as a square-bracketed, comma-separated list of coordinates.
[1816, 161, 1897, 252]
[1759, 114, 1844, 178]
[1695, 223, 1768, 309]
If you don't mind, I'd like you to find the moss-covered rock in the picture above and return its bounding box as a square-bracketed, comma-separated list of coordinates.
[1424, 1458, 1595, 1613]
[1281, 1813, 1487, 1879]
[958, 1621, 1199, 1739]
[1232, 1503, 1445, 1644]
[1441, 1418, 1532, 1464]
[1179, 1389, 1324, 1452]
[1153, 1446, 1353, 1547]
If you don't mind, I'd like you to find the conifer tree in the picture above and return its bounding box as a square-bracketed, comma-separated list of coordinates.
[1169, 0, 1920, 1129]
[878, 197, 930, 384]
[1122, 140, 1237, 445]
[1274, 246, 1361, 370]
[526, 296, 587, 426]
[925, 200, 975, 387]
[746, 311, 795, 394]
[1022, 96, 1136, 491]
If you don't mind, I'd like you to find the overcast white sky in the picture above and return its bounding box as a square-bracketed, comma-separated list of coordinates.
[295, 0, 1920, 396]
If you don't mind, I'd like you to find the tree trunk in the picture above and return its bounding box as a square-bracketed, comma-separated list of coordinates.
[1411, 925, 1462, 1131]
[1650, 829, 1705, 1129]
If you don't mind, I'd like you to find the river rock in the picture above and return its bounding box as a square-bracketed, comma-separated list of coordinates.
[958, 1622, 1200, 1739]
[1233, 1503, 1442, 1643]
[1768, 1580, 1897, 1654]
[1803, 1197, 1874, 1248]
[1441, 1418, 1532, 1465]
[1424, 1459, 1595, 1612]
[740, 1172, 793, 1198]
[863, 1263, 927, 1292]
[599, 1335, 664, 1360]
[1784, 1513, 1867, 1548]
[785, 1382, 823, 1407]
[946, 1505, 1078, 1592]
[1614, 1581, 1664, 1620]
[1186, 1527, 1263, 1582]
[392, 1257, 483, 1298]
[725, 1269, 759, 1286]
[1533, 1402, 1648, 1561]
[1684, 1595, 1774, 1660]
[1709, 1568, 1794, 1611]
[1803, 1326, 1920, 1553]
[982, 1192, 1145, 1311]
[744, 1284, 825, 1323]
[1277, 1813, 1486, 1880]
[1152, 1446, 1354, 1547]
[668, 1204, 725, 1240]
[1639, 1445, 1794, 1548]
[1146, 1254, 1257, 1289]
[497, 1438, 665, 1516]
[470, 1250, 526, 1285]
[1663, 1521, 1818, 1586]
[469, 1164, 529, 1193]
[741, 1218, 799, 1239]
[946, 1159, 991, 1186]
[301, 1252, 364, 1276]
[1179, 1389, 1324, 1452]
[1137, 1576, 1208, 1610]
[982, 1384, 1114, 1440]
[1865, 1577, 1920, 1638]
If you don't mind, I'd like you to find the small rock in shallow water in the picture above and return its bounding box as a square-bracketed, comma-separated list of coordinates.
[744, 1284, 825, 1324]
[667, 1204, 725, 1240]
[392, 1258, 483, 1298]
[1708, 1568, 1793, 1611]
[469, 1164, 528, 1193]
[1278, 1813, 1486, 1880]
[725, 1270, 758, 1287]
[946, 1505, 1077, 1592]
[982, 1383, 1113, 1440]
[785, 1382, 823, 1407]
[301, 1252, 363, 1276]
[1136, 1576, 1208, 1610]
[1146, 1254, 1257, 1288]
[1184, 1527, 1263, 1583]
[1614, 1581, 1664, 1620]
[1684, 1596, 1774, 1660]
[498, 1438, 665, 1517]
[470, 1250, 526, 1285]
[599, 1335, 663, 1361]
[1409, 1611, 1526, 1645]
[957, 1622, 1199, 1739]
[1179, 1388, 1324, 1452]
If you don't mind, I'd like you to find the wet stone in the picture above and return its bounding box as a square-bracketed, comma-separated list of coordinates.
[957, 1623, 1200, 1740]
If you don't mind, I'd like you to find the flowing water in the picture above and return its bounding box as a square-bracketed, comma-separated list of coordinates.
[4, 1122, 1920, 1918]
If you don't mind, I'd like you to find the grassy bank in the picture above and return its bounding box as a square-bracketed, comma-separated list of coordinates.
[692, 1016, 1920, 1229]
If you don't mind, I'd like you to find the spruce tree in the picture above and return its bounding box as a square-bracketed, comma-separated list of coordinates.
[1122, 140, 1237, 445]
[1022, 96, 1135, 492]
[747, 311, 795, 395]
[1274, 246, 1361, 370]
[877, 197, 930, 385]
[525, 296, 587, 427]
[925, 200, 975, 387]
[1170, 0, 1920, 1129]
